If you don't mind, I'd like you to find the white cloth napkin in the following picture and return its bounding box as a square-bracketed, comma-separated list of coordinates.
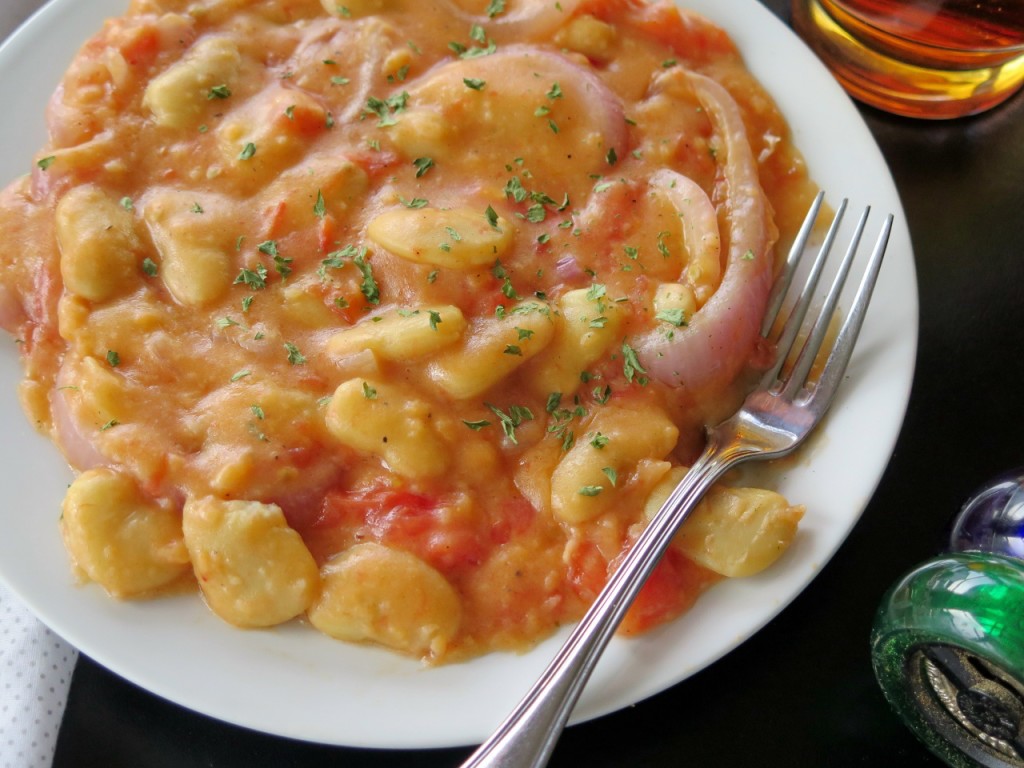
[0, 583, 76, 768]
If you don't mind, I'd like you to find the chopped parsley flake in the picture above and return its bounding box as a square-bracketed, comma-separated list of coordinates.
[412, 156, 435, 177]
[362, 381, 377, 399]
[319, 244, 360, 278]
[388, 65, 410, 83]
[364, 91, 409, 126]
[499, 275, 519, 300]
[141, 258, 158, 276]
[657, 231, 672, 258]
[105, 350, 120, 367]
[238, 142, 256, 160]
[578, 485, 603, 497]
[487, 403, 534, 444]
[525, 203, 546, 223]
[234, 263, 269, 290]
[655, 308, 687, 327]
[353, 248, 380, 304]
[273, 254, 293, 279]
[450, 26, 497, 59]
[504, 176, 528, 203]
[207, 84, 232, 100]
[284, 342, 306, 365]
[621, 341, 648, 384]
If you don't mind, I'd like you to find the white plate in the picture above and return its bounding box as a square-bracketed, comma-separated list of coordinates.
[0, 0, 917, 749]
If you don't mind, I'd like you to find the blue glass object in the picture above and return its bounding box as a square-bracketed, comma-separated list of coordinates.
[948, 468, 1024, 561]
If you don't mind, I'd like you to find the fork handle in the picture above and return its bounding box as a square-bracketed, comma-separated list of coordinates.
[459, 434, 752, 768]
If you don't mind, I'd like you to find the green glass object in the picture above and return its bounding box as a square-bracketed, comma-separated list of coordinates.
[872, 552, 1024, 767]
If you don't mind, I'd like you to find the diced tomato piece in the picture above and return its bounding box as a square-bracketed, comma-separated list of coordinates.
[118, 27, 161, 67]
[490, 498, 535, 545]
[619, 550, 720, 635]
[278, 99, 328, 138]
[321, 284, 369, 324]
[569, 536, 720, 635]
[567, 540, 610, 604]
[580, 0, 738, 64]
[317, 215, 337, 253]
[349, 149, 400, 179]
[317, 488, 492, 574]
[261, 201, 289, 239]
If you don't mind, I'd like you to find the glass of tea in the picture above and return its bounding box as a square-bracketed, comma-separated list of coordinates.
[791, 0, 1024, 118]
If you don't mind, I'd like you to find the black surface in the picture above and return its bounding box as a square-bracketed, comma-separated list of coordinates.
[31, 0, 1024, 765]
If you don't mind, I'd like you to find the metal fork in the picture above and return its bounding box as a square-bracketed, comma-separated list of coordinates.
[459, 192, 894, 768]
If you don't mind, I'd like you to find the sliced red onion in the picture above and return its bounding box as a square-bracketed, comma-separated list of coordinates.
[635, 72, 773, 394]
[51, 366, 107, 472]
[553, 254, 587, 283]
[440, 0, 584, 42]
[648, 169, 721, 306]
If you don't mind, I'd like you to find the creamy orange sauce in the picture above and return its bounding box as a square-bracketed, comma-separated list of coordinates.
[0, 0, 814, 662]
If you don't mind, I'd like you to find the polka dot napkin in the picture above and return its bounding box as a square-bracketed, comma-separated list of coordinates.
[0, 582, 76, 768]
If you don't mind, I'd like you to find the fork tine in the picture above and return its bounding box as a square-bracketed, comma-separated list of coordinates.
[759, 197, 848, 388]
[760, 190, 827, 337]
[781, 204, 870, 399]
[794, 210, 893, 410]
[812, 211, 892, 405]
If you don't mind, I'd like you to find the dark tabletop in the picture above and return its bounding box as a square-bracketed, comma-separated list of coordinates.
[4, 0, 1023, 766]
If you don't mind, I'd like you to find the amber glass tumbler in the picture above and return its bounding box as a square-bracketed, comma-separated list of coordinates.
[791, 0, 1024, 118]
